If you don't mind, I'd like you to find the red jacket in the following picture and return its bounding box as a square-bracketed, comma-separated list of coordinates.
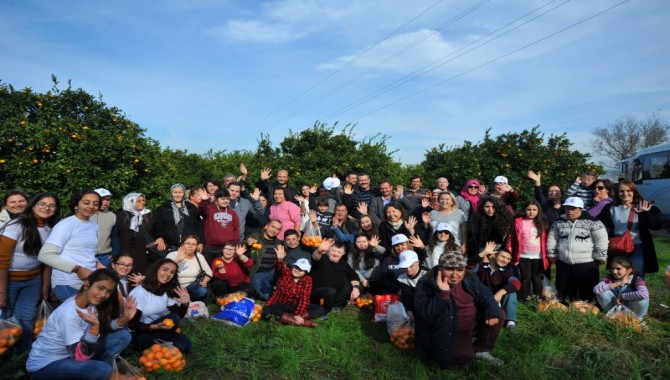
[211, 256, 254, 287]
[505, 216, 548, 270]
[198, 200, 240, 247]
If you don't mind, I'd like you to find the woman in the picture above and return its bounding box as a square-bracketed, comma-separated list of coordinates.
[427, 192, 467, 250]
[378, 202, 417, 253]
[1, 190, 29, 227]
[269, 187, 302, 240]
[210, 241, 254, 297]
[466, 197, 513, 259]
[117, 192, 160, 275]
[598, 181, 663, 277]
[422, 223, 460, 269]
[26, 269, 136, 380]
[39, 190, 101, 302]
[457, 179, 483, 217]
[527, 170, 563, 228]
[333, 214, 379, 244]
[0, 193, 60, 352]
[588, 179, 613, 218]
[155, 183, 204, 253]
[128, 258, 192, 353]
[348, 233, 384, 294]
[166, 235, 212, 301]
[204, 179, 221, 203]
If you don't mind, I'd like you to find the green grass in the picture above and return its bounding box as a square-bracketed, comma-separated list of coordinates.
[3, 237, 670, 380]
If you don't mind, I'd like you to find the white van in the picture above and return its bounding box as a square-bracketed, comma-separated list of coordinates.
[621, 143, 670, 221]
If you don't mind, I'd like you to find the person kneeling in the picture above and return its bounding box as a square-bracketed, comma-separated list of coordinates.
[262, 245, 325, 327]
[414, 252, 504, 368]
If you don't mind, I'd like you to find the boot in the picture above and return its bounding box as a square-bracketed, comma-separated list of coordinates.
[279, 313, 316, 328]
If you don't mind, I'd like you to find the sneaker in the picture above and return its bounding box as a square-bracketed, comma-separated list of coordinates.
[475, 351, 503, 366]
[505, 321, 516, 329]
[318, 314, 329, 321]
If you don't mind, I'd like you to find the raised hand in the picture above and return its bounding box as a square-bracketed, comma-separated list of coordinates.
[527, 170, 541, 185]
[408, 235, 425, 249]
[405, 215, 418, 230]
[369, 235, 380, 248]
[421, 197, 430, 208]
[357, 202, 368, 216]
[128, 273, 145, 286]
[394, 185, 404, 199]
[176, 245, 187, 262]
[239, 163, 248, 176]
[275, 244, 286, 261]
[436, 270, 450, 292]
[310, 185, 318, 194]
[236, 244, 247, 257]
[122, 296, 138, 320]
[173, 286, 191, 305]
[250, 187, 261, 201]
[636, 200, 651, 212]
[76, 306, 100, 329]
[260, 168, 272, 181]
[317, 238, 335, 253]
[195, 188, 209, 201]
[575, 176, 582, 184]
[294, 195, 306, 204]
[309, 210, 318, 223]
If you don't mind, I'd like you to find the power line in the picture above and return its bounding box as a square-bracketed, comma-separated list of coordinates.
[319, 0, 570, 122]
[343, 0, 630, 125]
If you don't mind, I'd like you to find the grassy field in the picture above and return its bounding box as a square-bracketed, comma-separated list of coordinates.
[3, 237, 670, 380]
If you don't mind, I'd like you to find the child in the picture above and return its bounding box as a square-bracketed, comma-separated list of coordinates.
[469, 244, 521, 329]
[209, 240, 255, 297]
[425, 223, 460, 269]
[26, 269, 136, 379]
[506, 199, 548, 301]
[262, 245, 325, 327]
[593, 256, 649, 319]
[566, 171, 598, 210]
[111, 253, 144, 301]
[347, 233, 384, 294]
[128, 258, 192, 353]
[314, 200, 334, 230]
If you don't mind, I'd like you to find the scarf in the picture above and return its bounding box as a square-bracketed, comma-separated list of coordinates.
[460, 179, 482, 212]
[122, 192, 151, 232]
[170, 183, 189, 226]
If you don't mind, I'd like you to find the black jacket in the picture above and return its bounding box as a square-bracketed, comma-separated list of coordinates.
[154, 200, 204, 247]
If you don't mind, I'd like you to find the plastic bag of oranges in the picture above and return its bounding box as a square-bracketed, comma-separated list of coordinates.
[138, 341, 186, 373]
[605, 304, 642, 331]
[0, 318, 23, 356]
[111, 354, 146, 380]
[33, 300, 53, 339]
[390, 325, 415, 350]
[301, 223, 322, 248]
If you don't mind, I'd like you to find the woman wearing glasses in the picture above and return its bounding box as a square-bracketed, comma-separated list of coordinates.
[1, 193, 61, 352]
[587, 179, 613, 218]
[427, 192, 467, 252]
[457, 179, 484, 217]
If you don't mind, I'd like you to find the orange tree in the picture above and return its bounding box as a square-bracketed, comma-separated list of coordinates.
[0, 77, 164, 209]
[252, 122, 408, 188]
[421, 127, 602, 212]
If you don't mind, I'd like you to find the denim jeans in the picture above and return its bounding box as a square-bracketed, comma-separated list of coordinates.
[501, 292, 517, 322]
[29, 329, 129, 379]
[95, 253, 113, 269]
[0, 275, 41, 352]
[595, 290, 649, 319]
[186, 281, 209, 301]
[251, 269, 275, 300]
[53, 285, 79, 302]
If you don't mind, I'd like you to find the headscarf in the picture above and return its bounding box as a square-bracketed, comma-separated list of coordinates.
[122, 192, 151, 232]
[460, 179, 482, 212]
[169, 183, 189, 225]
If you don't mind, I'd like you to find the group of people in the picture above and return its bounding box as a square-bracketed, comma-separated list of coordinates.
[0, 166, 667, 373]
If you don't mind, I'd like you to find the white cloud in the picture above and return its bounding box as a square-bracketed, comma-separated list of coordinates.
[209, 20, 306, 43]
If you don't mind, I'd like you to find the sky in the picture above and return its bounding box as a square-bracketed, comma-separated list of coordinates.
[1, 0, 669, 167]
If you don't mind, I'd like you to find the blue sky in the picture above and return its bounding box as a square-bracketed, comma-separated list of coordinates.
[1, 0, 668, 166]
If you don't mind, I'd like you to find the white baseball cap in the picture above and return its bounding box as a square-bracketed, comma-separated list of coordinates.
[493, 176, 508, 184]
[391, 234, 409, 246]
[435, 222, 456, 235]
[397, 250, 419, 269]
[292, 258, 312, 273]
[563, 197, 584, 209]
[94, 188, 112, 198]
[322, 177, 341, 191]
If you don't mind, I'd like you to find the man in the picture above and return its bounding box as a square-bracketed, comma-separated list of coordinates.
[547, 197, 608, 302]
[403, 175, 430, 209]
[342, 173, 374, 219]
[248, 220, 283, 300]
[368, 180, 412, 226]
[326, 203, 357, 242]
[414, 251, 504, 368]
[223, 163, 249, 191]
[283, 229, 311, 266]
[436, 176, 458, 198]
[337, 171, 358, 202]
[227, 181, 264, 240]
[91, 188, 118, 268]
[256, 168, 297, 206]
[489, 175, 520, 214]
[310, 239, 361, 312]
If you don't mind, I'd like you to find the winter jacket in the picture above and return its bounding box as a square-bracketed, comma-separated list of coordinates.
[546, 213, 608, 264]
[505, 216, 549, 270]
[154, 201, 203, 247]
[414, 272, 501, 368]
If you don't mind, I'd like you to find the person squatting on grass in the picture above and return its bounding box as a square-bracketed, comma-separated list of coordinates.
[262, 244, 325, 327]
[593, 256, 649, 320]
[414, 251, 504, 367]
[310, 239, 362, 312]
[26, 268, 135, 380]
[128, 258, 192, 354]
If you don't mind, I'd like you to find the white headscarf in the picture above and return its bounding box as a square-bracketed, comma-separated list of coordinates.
[122, 192, 151, 232]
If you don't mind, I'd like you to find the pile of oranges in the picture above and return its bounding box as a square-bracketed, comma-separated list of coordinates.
[352, 296, 374, 309]
[570, 301, 599, 315]
[138, 343, 186, 372]
[537, 299, 568, 312]
[216, 292, 247, 307]
[33, 319, 47, 338]
[0, 325, 22, 355]
[301, 235, 323, 248]
[606, 310, 643, 331]
[250, 304, 263, 323]
[390, 326, 415, 350]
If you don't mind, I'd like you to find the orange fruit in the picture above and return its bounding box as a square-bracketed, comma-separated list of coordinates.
[163, 318, 175, 328]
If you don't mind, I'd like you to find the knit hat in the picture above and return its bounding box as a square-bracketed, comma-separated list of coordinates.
[437, 251, 467, 269]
